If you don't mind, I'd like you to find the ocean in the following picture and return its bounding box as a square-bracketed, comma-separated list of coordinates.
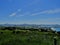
[54, 28, 60, 31]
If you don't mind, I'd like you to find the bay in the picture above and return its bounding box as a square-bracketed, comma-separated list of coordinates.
[54, 28, 60, 31]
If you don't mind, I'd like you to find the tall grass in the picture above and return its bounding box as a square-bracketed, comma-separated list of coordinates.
[0, 30, 60, 45]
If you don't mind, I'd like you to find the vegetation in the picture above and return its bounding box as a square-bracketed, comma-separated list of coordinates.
[0, 26, 60, 45]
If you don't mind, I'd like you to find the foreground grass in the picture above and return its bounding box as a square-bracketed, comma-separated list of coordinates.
[0, 30, 60, 45]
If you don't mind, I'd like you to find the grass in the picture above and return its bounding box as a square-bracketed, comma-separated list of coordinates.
[0, 30, 60, 45]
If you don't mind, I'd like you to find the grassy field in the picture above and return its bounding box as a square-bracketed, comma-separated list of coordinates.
[0, 30, 60, 45]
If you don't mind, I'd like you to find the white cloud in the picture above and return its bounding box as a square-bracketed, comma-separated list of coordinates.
[9, 9, 21, 17]
[9, 9, 31, 17]
[31, 8, 60, 16]
[9, 13, 16, 16]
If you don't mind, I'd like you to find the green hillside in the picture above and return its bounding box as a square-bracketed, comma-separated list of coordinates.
[0, 30, 60, 45]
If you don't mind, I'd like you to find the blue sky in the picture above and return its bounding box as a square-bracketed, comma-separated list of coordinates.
[0, 0, 60, 24]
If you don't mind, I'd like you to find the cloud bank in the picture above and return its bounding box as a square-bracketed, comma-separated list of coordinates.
[31, 8, 60, 16]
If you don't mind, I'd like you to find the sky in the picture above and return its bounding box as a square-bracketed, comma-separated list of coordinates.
[0, 0, 60, 24]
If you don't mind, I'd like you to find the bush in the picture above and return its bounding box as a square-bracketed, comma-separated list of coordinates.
[12, 31, 15, 34]
[0, 32, 3, 34]
[16, 31, 20, 34]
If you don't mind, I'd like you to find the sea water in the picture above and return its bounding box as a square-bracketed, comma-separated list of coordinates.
[54, 28, 60, 31]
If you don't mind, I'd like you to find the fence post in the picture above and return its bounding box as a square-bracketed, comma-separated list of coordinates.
[54, 36, 57, 45]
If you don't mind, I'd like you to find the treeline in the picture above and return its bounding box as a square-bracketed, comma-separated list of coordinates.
[0, 26, 60, 35]
[0, 26, 53, 32]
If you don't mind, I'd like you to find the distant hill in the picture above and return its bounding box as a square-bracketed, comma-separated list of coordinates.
[0, 24, 60, 28]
